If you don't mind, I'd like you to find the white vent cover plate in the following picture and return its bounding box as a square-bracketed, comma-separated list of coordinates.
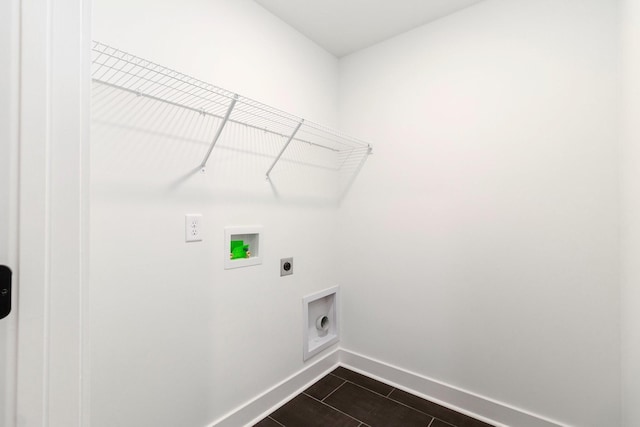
[303, 286, 340, 361]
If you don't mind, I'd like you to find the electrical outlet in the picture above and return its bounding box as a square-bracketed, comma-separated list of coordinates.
[185, 214, 202, 242]
[280, 257, 293, 276]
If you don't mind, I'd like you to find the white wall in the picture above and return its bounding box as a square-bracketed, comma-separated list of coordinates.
[337, 1, 620, 425]
[620, 1, 640, 426]
[93, 0, 338, 125]
[92, 1, 628, 426]
[91, 1, 340, 426]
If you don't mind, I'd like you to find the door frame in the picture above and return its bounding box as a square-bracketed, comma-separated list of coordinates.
[0, 0, 20, 424]
[15, 0, 90, 425]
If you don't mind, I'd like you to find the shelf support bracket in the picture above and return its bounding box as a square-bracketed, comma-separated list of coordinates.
[200, 94, 238, 172]
[266, 119, 304, 180]
[338, 146, 372, 203]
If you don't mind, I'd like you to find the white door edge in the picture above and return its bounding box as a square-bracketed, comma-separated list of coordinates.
[0, 0, 20, 424]
[16, 0, 91, 426]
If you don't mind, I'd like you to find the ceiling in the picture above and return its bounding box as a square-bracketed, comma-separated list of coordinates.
[254, 0, 485, 57]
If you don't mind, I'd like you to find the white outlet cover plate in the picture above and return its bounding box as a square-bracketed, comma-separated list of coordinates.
[185, 214, 202, 242]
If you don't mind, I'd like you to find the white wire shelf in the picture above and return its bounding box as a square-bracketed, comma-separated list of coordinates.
[91, 41, 372, 180]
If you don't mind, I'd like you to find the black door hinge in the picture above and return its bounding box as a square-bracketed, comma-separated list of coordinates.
[0, 266, 12, 319]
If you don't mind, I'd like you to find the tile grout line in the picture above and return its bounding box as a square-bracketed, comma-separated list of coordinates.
[332, 375, 394, 399]
[321, 379, 347, 403]
[385, 391, 444, 421]
[266, 369, 485, 427]
[333, 370, 444, 421]
[332, 370, 482, 427]
[334, 368, 476, 427]
[303, 391, 371, 427]
[267, 416, 286, 427]
[328, 372, 343, 380]
[344, 381, 440, 423]
[387, 391, 487, 427]
[431, 418, 458, 427]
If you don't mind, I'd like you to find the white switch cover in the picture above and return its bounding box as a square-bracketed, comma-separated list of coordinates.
[185, 214, 202, 242]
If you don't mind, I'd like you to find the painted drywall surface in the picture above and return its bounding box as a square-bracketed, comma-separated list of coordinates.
[337, 0, 620, 425]
[621, 1, 640, 425]
[93, 0, 338, 125]
[91, 1, 340, 426]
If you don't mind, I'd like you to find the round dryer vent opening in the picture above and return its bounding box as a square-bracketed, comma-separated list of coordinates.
[316, 315, 330, 335]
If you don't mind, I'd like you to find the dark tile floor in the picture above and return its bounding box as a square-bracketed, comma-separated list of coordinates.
[253, 367, 495, 427]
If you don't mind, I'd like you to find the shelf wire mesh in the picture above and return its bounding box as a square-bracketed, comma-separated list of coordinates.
[91, 41, 372, 155]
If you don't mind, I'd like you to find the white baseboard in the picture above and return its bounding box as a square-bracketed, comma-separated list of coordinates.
[208, 348, 341, 427]
[208, 347, 568, 427]
[340, 348, 567, 427]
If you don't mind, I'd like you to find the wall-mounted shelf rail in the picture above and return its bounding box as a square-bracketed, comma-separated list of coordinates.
[91, 41, 372, 184]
